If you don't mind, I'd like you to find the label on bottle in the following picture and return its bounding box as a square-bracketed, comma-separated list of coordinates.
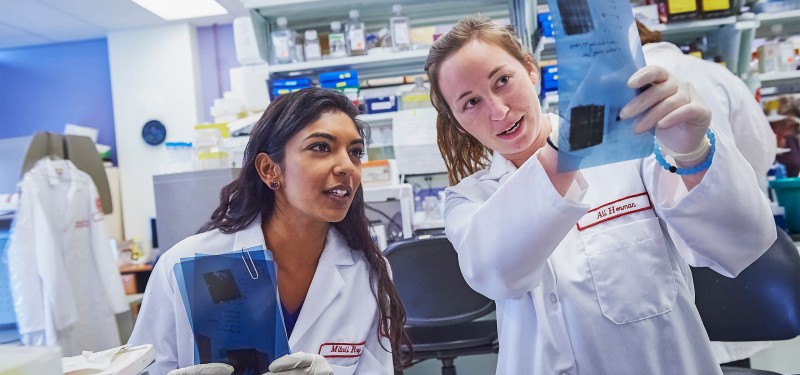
[349, 29, 365, 52]
[667, 0, 697, 14]
[272, 36, 291, 61]
[305, 44, 321, 60]
[393, 23, 410, 46]
[329, 33, 347, 57]
[701, 0, 730, 11]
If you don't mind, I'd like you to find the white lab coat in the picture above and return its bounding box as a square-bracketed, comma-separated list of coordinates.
[644, 42, 778, 363]
[128, 218, 393, 375]
[443, 114, 776, 374]
[7, 158, 129, 356]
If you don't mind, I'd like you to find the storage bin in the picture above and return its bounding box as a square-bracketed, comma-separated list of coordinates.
[769, 177, 800, 233]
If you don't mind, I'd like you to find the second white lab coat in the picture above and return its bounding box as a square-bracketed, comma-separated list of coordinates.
[7, 158, 129, 356]
[128, 218, 393, 375]
[644, 42, 778, 363]
[644, 42, 777, 193]
[443, 114, 776, 374]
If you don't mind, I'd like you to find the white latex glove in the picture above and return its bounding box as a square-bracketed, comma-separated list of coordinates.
[167, 363, 234, 375]
[619, 65, 712, 158]
[263, 352, 333, 375]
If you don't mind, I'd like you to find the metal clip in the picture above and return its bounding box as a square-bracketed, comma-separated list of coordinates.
[241, 247, 259, 280]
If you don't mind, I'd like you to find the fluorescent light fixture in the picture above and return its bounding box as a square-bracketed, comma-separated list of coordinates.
[132, 0, 228, 20]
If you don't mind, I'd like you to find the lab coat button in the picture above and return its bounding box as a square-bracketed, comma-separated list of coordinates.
[549, 293, 558, 304]
[559, 372, 570, 375]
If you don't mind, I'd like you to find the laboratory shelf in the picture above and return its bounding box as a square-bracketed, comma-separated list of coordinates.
[243, 0, 512, 30]
[268, 49, 430, 79]
[651, 16, 737, 39]
[756, 9, 800, 25]
[244, 0, 535, 80]
[761, 71, 800, 97]
[759, 70, 800, 84]
[358, 112, 396, 127]
[760, 70, 800, 83]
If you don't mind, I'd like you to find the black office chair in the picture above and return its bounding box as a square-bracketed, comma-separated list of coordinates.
[691, 226, 800, 375]
[385, 235, 498, 375]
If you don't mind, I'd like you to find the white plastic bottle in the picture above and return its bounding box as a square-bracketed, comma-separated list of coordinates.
[346, 9, 367, 56]
[401, 77, 431, 110]
[292, 31, 304, 63]
[390, 4, 411, 52]
[271, 17, 294, 64]
[304, 29, 321, 61]
[329, 21, 347, 58]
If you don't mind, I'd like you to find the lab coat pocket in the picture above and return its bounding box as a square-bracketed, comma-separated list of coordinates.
[329, 363, 357, 375]
[583, 217, 677, 324]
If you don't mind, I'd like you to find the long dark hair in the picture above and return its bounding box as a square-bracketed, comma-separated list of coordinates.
[199, 87, 411, 368]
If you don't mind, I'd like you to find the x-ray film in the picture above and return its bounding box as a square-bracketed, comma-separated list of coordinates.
[546, 0, 654, 171]
[174, 246, 290, 375]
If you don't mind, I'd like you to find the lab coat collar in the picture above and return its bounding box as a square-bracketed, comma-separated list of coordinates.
[232, 216, 355, 343]
[232, 216, 268, 253]
[289, 227, 354, 344]
[478, 151, 517, 182]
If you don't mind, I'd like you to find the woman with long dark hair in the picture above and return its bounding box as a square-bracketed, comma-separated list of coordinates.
[129, 88, 411, 375]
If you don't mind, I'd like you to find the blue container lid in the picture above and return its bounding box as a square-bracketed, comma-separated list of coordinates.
[770, 177, 800, 189]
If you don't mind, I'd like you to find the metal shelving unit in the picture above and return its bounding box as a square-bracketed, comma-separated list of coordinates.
[243, 0, 535, 80]
[761, 71, 800, 97]
[267, 48, 430, 79]
[761, 70, 800, 83]
[357, 112, 395, 128]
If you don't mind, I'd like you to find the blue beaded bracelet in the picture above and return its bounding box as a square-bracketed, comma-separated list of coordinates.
[653, 130, 715, 175]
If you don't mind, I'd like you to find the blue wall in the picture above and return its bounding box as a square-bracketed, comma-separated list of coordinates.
[0, 27, 238, 166]
[197, 24, 240, 123]
[0, 39, 117, 164]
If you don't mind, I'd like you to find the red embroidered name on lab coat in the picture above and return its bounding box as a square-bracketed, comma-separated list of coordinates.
[318, 342, 365, 358]
[576, 192, 653, 230]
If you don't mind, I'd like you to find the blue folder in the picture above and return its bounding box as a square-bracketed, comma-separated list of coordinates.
[546, 0, 653, 171]
[174, 246, 290, 375]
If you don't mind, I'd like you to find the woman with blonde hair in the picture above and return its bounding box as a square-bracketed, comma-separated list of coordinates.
[426, 15, 775, 374]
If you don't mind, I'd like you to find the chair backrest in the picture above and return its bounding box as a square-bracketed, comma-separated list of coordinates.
[384, 235, 494, 327]
[691, 226, 800, 341]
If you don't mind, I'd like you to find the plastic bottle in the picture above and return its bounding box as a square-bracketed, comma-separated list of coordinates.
[390, 4, 411, 52]
[376, 27, 391, 48]
[304, 29, 322, 61]
[293, 31, 305, 63]
[401, 77, 432, 110]
[346, 9, 367, 56]
[329, 21, 347, 58]
[271, 17, 294, 64]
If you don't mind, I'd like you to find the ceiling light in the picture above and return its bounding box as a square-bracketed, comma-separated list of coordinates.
[131, 0, 228, 20]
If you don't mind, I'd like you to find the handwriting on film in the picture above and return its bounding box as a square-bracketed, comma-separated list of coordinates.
[569, 40, 622, 58]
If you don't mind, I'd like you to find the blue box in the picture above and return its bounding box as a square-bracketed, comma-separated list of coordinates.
[541, 65, 558, 92]
[272, 87, 304, 97]
[364, 96, 398, 114]
[272, 78, 312, 88]
[320, 77, 359, 89]
[538, 12, 554, 37]
[319, 70, 358, 83]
